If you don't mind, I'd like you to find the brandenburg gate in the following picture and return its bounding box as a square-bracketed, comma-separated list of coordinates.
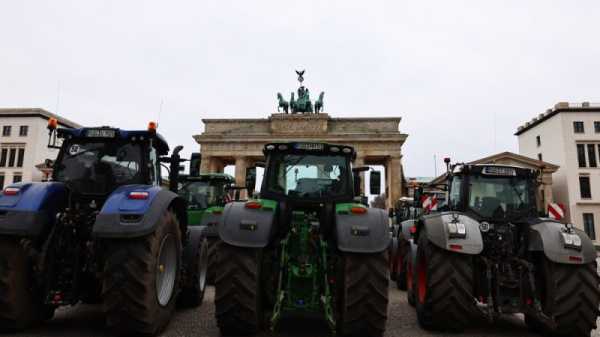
[193, 72, 408, 208]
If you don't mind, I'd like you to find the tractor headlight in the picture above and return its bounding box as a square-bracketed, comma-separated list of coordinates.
[448, 222, 467, 238]
[561, 232, 582, 250]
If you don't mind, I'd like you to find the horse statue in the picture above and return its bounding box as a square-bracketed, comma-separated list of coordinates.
[277, 93, 289, 113]
[314, 92, 324, 113]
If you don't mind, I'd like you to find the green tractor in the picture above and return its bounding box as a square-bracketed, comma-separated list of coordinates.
[215, 142, 390, 337]
[178, 172, 236, 283]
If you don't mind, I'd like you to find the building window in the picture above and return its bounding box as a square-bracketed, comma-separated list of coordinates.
[16, 148, 24, 167]
[588, 144, 597, 168]
[8, 149, 16, 167]
[595, 121, 600, 133]
[536, 135, 541, 147]
[537, 153, 543, 161]
[19, 125, 28, 137]
[0, 174, 4, 189]
[2, 126, 11, 136]
[577, 144, 587, 167]
[580, 176, 592, 199]
[12, 174, 21, 183]
[583, 213, 596, 240]
[0, 149, 6, 167]
[574, 121, 585, 133]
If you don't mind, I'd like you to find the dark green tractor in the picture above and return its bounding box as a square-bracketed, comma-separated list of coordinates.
[215, 142, 390, 337]
[178, 173, 235, 283]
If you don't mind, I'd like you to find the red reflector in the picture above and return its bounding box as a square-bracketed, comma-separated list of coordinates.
[569, 256, 583, 262]
[449, 244, 463, 251]
[350, 207, 367, 214]
[526, 298, 533, 305]
[128, 191, 149, 200]
[245, 201, 262, 209]
[3, 187, 19, 196]
[409, 226, 417, 234]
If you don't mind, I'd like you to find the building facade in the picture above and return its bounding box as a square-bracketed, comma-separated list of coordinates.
[516, 102, 600, 242]
[0, 108, 80, 187]
[194, 113, 408, 207]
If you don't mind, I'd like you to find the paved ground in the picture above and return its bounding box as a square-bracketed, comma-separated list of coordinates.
[7, 283, 600, 337]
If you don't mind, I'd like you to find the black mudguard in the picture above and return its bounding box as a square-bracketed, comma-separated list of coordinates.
[419, 212, 483, 255]
[335, 208, 390, 253]
[0, 182, 66, 237]
[182, 226, 206, 274]
[528, 220, 596, 264]
[218, 201, 275, 248]
[94, 188, 187, 239]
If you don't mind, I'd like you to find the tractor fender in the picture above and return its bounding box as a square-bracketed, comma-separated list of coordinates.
[528, 220, 596, 264]
[419, 212, 483, 255]
[94, 185, 187, 239]
[0, 182, 66, 237]
[218, 201, 275, 248]
[335, 207, 390, 254]
[400, 219, 416, 241]
[182, 225, 206, 277]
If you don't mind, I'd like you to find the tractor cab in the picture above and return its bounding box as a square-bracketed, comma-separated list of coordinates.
[178, 173, 235, 226]
[49, 123, 169, 198]
[447, 164, 538, 222]
[260, 142, 357, 204]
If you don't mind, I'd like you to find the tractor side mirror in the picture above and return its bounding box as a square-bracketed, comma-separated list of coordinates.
[370, 171, 381, 195]
[189, 152, 201, 177]
[413, 187, 424, 208]
[246, 167, 257, 192]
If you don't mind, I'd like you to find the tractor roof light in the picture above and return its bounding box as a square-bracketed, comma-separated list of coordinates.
[47, 118, 58, 130]
[148, 121, 157, 133]
[3, 187, 20, 196]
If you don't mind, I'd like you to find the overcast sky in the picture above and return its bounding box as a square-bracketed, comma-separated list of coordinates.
[2, 1, 599, 177]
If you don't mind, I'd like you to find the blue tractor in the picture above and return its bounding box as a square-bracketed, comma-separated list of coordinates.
[0, 120, 208, 335]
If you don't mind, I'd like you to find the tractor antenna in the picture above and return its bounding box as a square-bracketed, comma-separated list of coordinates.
[158, 99, 164, 128]
[55, 80, 61, 114]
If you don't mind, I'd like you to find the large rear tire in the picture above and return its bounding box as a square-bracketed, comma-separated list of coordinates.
[102, 210, 182, 336]
[215, 242, 263, 336]
[406, 254, 416, 307]
[337, 251, 389, 337]
[530, 257, 600, 337]
[0, 237, 50, 331]
[395, 237, 408, 290]
[415, 234, 475, 331]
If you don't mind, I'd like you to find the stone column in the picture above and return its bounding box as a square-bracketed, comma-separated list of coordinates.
[235, 157, 249, 199]
[386, 156, 403, 210]
[200, 155, 212, 173]
[354, 156, 366, 196]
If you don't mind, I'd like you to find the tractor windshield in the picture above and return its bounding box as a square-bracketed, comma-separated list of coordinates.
[53, 140, 145, 195]
[179, 180, 227, 209]
[467, 175, 534, 219]
[265, 153, 350, 199]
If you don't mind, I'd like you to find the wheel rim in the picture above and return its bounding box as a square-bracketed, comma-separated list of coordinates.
[417, 251, 427, 304]
[156, 233, 177, 307]
[198, 241, 208, 292]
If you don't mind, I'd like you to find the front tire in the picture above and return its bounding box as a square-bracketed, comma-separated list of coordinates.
[337, 251, 389, 337]
[0, 237, 50, 331]
[102, 210, 182, 336]
[206, 237, 219, 285]
[415, 234, 475, 331]
[531, 257, 600, 337]
[215, 242, 263, 336]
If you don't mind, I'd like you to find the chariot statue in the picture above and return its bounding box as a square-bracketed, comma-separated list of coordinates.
[277, 70, 324, 114]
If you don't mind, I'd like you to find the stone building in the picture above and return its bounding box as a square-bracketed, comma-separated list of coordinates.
[516, 102, 600, 242]
[0, 108, 80, 186]
[194, 113, 407, 207]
